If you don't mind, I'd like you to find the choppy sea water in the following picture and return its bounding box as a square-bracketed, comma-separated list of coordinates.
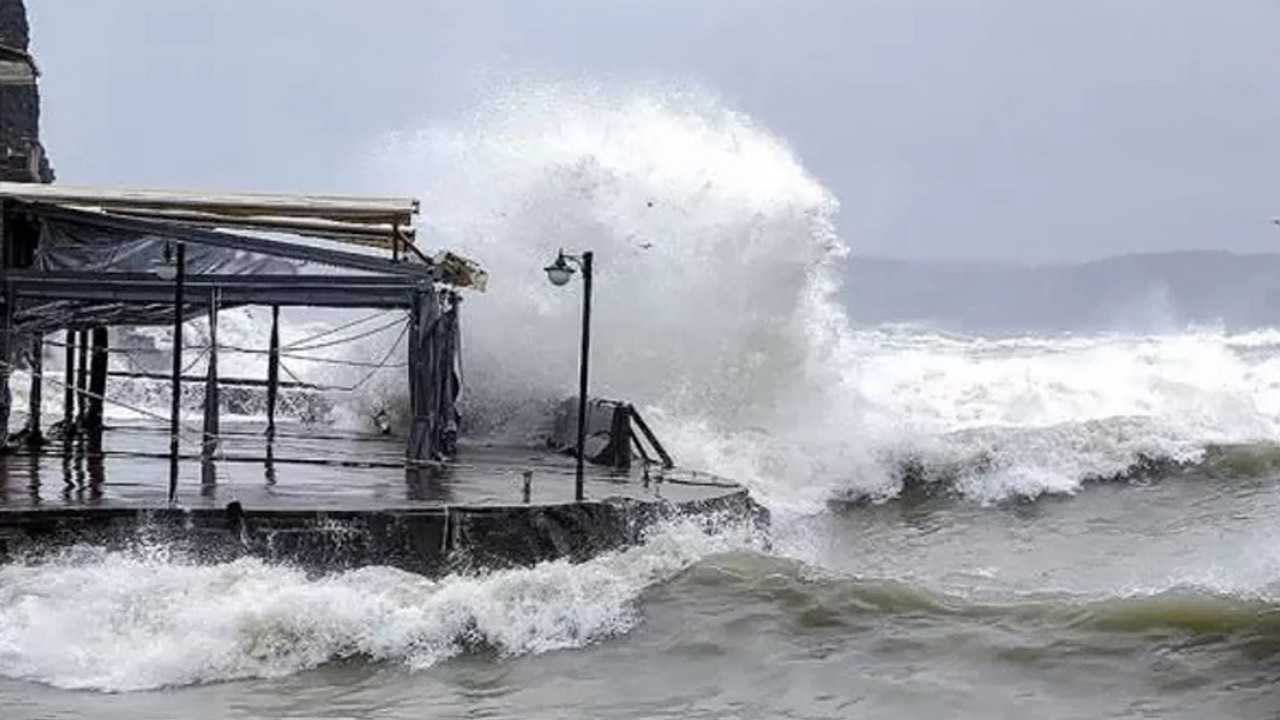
[2, 80, 1278, 717]
[0, 458, 1276, 719]
[4, 322, 1279, 719]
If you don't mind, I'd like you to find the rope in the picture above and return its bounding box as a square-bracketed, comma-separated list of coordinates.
[278, 360, 308, 388]
[285, 315, 407, 352]
[39, 312, 406, 358]
[9, 304, 412, 446]
[43, 337, 407, 368]
[2, 359, 205, 448]
[260, 318, 409, 394]
[44, 339, 170, 356]
[329, 319, 410, 393]
[271, 352, 408, 369]
[29, 307, 412, 397]
[180, 345, 209, 375]
[279, 310, 389, 350]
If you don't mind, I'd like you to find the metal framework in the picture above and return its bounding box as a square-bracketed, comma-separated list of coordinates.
[0, 185, 467, 503]
[12, 272, 422, 311]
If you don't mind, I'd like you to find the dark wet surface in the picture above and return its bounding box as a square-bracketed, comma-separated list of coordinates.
[0, 419, 742, 511]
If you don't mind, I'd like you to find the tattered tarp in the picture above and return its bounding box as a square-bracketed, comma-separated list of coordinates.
[33, 209, 297, 276]
[407, 289, 461, 463]
[5, 205, 298, 335]
[14, 298, 185, 335]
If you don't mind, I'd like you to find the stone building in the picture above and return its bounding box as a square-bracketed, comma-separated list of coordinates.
[0, 0, 52, 184]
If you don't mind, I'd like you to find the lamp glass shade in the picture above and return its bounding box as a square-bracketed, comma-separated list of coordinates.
[544, 257, 575, 286]
[545, 267, 573, 286]
[151, 259, 177, 281]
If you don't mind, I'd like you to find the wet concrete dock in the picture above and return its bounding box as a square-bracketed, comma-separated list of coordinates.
[0, 420, 760, 575]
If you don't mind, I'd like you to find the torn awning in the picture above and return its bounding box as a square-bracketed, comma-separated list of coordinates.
[34, 206, 299, 276]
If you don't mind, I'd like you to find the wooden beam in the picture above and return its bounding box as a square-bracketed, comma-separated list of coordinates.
[11, 272, 419, 310]
[25, 203, 437, 279]
[0, 181, 418, 225]
[103, 208, 416, 249]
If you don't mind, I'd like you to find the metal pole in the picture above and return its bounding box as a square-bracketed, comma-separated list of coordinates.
[167, 243, 186, 504]
[0, 206, 9, 448]
[27, 333, 41, 443]
[201, 290, 219, 471]
[75, 329, 88, 424]
[574, 251, 593, 503]
[62, 330, 74, 431]
[0, 280, 10, 447]
[86, 327, 108, 433]
[266, 305, 280, 439]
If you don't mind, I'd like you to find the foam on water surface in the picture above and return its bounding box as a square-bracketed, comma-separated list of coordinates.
[6, 81, 1280, 697]
[20, 79, 1280, 509]
[0, 518, 761, 692]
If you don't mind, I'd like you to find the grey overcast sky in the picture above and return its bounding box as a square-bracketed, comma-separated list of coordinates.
[25, 1, 1280, 264]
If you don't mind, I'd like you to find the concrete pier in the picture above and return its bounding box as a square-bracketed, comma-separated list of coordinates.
[0, 420, 763, 575]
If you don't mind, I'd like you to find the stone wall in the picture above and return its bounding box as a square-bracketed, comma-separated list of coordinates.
[0, 0, 52, 183]
[0, 491, 767, 576]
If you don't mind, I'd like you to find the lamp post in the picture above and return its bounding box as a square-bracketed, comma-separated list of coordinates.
[544, 249, 593, 503]
[153, 242, 185, 503]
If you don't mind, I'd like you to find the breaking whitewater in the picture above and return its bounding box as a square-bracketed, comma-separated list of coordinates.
[1, 82, 1277, 716]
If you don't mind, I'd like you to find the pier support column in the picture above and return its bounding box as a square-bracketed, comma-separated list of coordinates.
[61, 330, 74, 435]
[265, 305, 280, 440]
[74, 329, 88, 426]
[167, 243, 186, 504]
[201, 292, 219, 479]
[26, 333, 42, 445]
[85, 327, 108, 436]
[0, 283, 11, 448]
[0, 209, 9, 449]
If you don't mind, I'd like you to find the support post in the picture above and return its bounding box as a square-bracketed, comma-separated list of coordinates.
[406, 288, 425, 463]
[0, 279, 11, 448]
[85, 327, 108, 434]
[62, 330, 74, 432]
[573, 251, 593, 502]
[167, 242, 186, 504]
[201, 291, 219, 474]
[608, 401, 632, 471]
[628, 405, 675, 469]
[0, 206, 9, 448]
[26, 333, 42, 444]
[75, 329, 88, 425]
[405, 285, 452, 465]
[265, 305, 280, 439]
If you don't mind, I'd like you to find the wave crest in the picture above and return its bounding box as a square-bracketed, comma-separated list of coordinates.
[0, 517, 762, 692]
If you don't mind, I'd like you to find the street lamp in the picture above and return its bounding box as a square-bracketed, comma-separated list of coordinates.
[544, 248, 594, 502]
[150, 242, 178, 281]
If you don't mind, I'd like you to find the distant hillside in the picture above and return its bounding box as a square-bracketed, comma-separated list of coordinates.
[840, 251, 1280, 334]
